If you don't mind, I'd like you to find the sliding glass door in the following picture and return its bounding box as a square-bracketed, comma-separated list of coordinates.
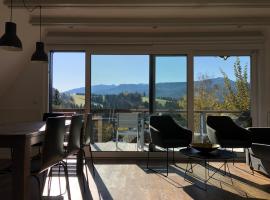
[90, 55, 149, 151]
[154, 56, 188, 127]
[193, 56, 251, 143]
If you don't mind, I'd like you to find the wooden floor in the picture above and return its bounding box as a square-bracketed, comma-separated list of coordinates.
[0, 159, 270, 200]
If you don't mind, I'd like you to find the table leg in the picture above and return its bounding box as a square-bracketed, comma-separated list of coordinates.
[77, 149, 84, 176]
[204, 160, 207, 191]
[12, 138, 31, 200]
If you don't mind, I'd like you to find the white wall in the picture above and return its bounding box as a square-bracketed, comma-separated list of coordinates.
[0, 2, 46, 123]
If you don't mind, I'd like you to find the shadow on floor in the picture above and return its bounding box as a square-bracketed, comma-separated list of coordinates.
[183, 184, 268, 200]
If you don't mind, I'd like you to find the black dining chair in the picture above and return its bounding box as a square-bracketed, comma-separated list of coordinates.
[63, 114, 85, 191]
[31, 116, 71, 200]
[81, 113, 95, 176]
[147, 115, 192, 176]
[33, 112, 66, 153]
[64, 114, 84, 156]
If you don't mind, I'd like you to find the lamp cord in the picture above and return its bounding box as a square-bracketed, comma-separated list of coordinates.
[10, 0, 12, 21]
[21, 1, 43, 42]
[39, 6, 42, 42]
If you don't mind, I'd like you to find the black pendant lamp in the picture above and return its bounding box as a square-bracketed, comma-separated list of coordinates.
[31, 6, 48, 62]
[0, 0, 23, 51]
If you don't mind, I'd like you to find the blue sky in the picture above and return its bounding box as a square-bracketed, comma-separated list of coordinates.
[52, 53, 250, 92]
[53, 52, 85, 92]
[194, 56, 250, 82]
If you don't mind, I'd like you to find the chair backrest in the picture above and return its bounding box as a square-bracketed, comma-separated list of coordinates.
[248, 127, 270, 145]
[67, 114, 84, 155]
[84, 113, 93, 145]
[41, 116, 66, 171]
[43, 112, 65, 121]
[117, 112, 139, 129]
[150, 115, 181, 136]
[207, 116, 236, 133]
[207, 115, 251, 147]
[149, 115, 192, 147]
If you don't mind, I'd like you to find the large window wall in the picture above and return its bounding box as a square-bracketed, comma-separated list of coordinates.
[49, 51, 253, 152]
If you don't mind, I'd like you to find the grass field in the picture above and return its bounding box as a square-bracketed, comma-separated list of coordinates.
[72, 94, 85, 106]
[142, 96, 167, 106]
[72, 95, 168, 107]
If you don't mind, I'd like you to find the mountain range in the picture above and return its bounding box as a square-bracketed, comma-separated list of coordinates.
[64, 77, 235, 99]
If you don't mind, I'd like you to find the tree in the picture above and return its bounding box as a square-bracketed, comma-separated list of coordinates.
[220, 57, 250, 111]
[53, 88, 62, 106]
[194, 74, 221, 111]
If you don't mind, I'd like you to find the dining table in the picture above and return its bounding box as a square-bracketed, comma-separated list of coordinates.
[0, 120, 79, 200]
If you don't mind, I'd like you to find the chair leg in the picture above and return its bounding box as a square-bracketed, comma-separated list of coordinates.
[32, 175, 42, 200]
[136, 131, 138, 151]
[247, 148, 254, 175]
[41, 171, 46, 193]
[147, 148, 150, 169]
[89, 145, 95, 177]
[61, 161, 71, 200]
[146, 145, 170, 177]
[58, 165, 62, 195]
[81, 150, 86, 192]
[116, 131, 119, 149]
[82, 149, 90, 193]
[166, 148, 169, 177]
[224, 161, 227, 175]
[173, 148, 175, 163]
[232, 148, 235, 165]
[47, 167, 53, 197]
[85, 157, 89, 186]
[10, 148, 14, 160]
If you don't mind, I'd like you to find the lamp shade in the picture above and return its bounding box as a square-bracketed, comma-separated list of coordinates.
[31, 42, 48, 62]
[0, 22, 22, 51]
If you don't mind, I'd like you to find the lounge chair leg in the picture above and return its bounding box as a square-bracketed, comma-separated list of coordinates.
[166, 148, 169, 177]
[232, 148, 235, 165]
[246, 148, 254, 175]
[147, 148, 150, 169]
[224, 161, 227, 175]
[173, 148, 175, 163]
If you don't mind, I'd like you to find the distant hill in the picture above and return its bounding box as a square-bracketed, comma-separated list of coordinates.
[64, 77, 236, 99]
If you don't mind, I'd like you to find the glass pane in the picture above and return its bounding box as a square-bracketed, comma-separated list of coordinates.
[193, 56, 251, 144]
[51, 52, 85, 114]
[155, 56, 187, 127]
[91, 55, 149, 151]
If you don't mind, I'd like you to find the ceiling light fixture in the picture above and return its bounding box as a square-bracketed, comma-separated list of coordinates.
[0, 0, 23, 51]
[219, 56, 230, 60]
[31, 6, 48, 63]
